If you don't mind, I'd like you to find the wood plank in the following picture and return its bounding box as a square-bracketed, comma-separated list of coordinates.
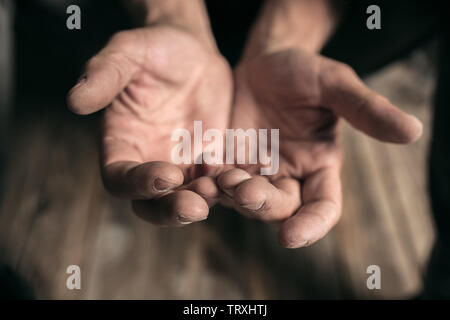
[0, 48, 436, 299]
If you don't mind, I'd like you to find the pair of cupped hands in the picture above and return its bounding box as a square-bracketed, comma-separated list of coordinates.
[67, 24, 422, 248]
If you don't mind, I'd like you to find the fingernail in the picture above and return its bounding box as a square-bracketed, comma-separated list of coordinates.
[177, 214, 205, 225]
[296, 240, 309, 248]
[411, 116, 423, 138]
[153, 178, 177, 192]
[223, 188, 234, 198]
[239, 172, 252, 180]
[73, 76, 87, 89]
[284, 240, 309, 249]
[177, 214, 193, 224]
[241, 202, 264, 211]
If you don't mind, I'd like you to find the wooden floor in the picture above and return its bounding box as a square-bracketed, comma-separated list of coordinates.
[0, 49, 436, 299]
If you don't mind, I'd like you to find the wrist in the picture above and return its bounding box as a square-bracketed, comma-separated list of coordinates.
[243, 0, 340, 59]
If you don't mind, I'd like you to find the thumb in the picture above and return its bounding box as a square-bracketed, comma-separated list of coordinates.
[319, 60, 423, 144]
[67, 31, 141, 115]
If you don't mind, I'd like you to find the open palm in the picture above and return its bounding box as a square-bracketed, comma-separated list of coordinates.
[218, 48, 422, 248]
[68, 26, 233, 226]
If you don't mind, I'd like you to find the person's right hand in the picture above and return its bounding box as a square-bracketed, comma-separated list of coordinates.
[67, 25, 233, 226]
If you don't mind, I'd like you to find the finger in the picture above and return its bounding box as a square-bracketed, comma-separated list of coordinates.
[216, 168, 252, 208]
[233, 176, 301, 222]
[217, 168, 252, 198]
[319, 60, 423, 143]
[279, 167, 342, 248]
[217, 169, 301, 221]
[183, 176, 221, 207]
[132, 190, 209, 227]
[189, 161, 232, 181]
[101, 128, 184, 199]
[102, 161, 184, 200]
[67, 31, 142, 115]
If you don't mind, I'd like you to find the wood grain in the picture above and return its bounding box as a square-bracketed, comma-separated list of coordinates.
[0, 49, 436, 299]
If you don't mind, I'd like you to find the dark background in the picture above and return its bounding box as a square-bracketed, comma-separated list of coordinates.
[0, 0, 448, 299]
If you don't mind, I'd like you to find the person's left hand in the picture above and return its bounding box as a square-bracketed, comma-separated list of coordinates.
[217, 47, 423, 248]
